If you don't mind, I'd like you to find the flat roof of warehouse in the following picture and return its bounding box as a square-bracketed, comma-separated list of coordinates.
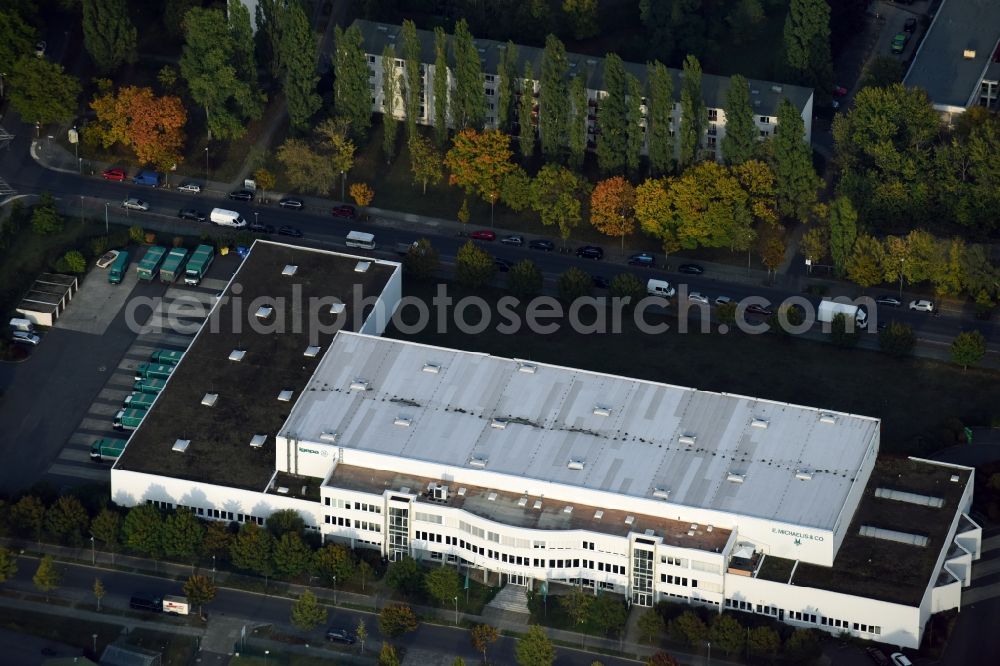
[115, 241, 398, 490]
[284, 333, 880, 531]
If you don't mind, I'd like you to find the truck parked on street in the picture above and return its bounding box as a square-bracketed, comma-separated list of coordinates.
[134, 362, 173, 381]
[162, 596, 190, 615]
[150, 349, 183, 365]
[184, 244, 215, 286]
[159, 247, 189, 283]
[90, 438, 127, 462]
[108, 251, 130, 284]
[131, 170, 161, 187]
[123, 392, 156, 410]
[817, 299, 868, 327]
[113, 408, 147, 431]
[133, 378, 166, 394]
[129, 593, 162, 612]
[137, 245, 168, 281]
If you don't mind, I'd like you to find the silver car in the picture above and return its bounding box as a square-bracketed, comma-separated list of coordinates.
[122, 197, 149, 211]
[12, 331, 40, 345]
[177, 183, 202, 194]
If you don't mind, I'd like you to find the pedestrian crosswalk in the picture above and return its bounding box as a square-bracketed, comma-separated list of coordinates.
[44, 280, 217, 486]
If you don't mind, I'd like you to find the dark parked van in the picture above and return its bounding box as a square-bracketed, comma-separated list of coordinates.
[130, 593, 163, 612]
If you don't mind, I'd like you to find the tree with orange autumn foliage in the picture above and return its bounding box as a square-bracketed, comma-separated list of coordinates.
[90, 86, 186, 172]
[350, 182, 374, 219]
[443, 129, 515, 225]
[590, 176, 637, 250]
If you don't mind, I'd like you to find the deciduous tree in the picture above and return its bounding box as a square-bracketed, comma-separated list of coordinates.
[471, 624, 499, 663]
[425, 566, 461, 606]
[123, 503, 164, 559]
[784, 628, 822, 662]
[312, 543, 355, 586]
[380, 643, 400, 666]
[590, 176, 637, 250]
[33, 555, 60, 599]
[350, 182, 374, 212]
[722, 75, 755, 165]
[530, 164, 589, 243]
[772, 97, 818, 221]
[162, 508, 204, 561]
[589, 594, 626, 637]
[8, 56, 81, 125]
[433, 27, 450, 146]
[518, 62, 536, 159]
[610, 273, 645, 302]
[82, 0, 137, 74]
[401, 20, 421, 141]
[229, 522, 273, 578]
[409, 135, 443, 194]
[508, 259, 543, 298]
[183, 574, 217, 615]
[951, 330, 986, 370]
[385, 556, 424, 596]
[756, 223, 786, 280]
[678, 55, 706, 169]
[558, 267, 593, 301]
[645, 652, 680, 666]
[828, 195, 857, 277]
[452, 19, 484, 130]
[498, 41, 519, 132]
[625, 73, 643, 174]
[90, 86, 187, 171]
[403, 238, 440, 280]
[784, 0, 832, 95]
[748, 625, 780, 658]
[291, 589, 327, 630]
[456, 240, 497, 289]
[333, 24, 371, 140]
[93, 577, 105, 610]
[597, 54, 628, 174]
[280, 1, 320, 130]
[540, 34, 569, 160]
[637, 609, 665, 643]
[445, 129, 515, 223]
[567, 73, 588, 169]
[801, 224, 829, 265]
[709, 614, 745, 656]
[273, 532, 312, 578]
[379, 603, 419, 637]
[0, 11, 35, 77]
[381, 45, 401, 162]
[90, 508, 121, 554]
[846, 233, 884, 288]
[647, 61, 674, 176]
[668, 610, 707, 645]
[44, 496, 89, 546]
[879, 321, 915, 357]
[0, 547, 17, 583]
[830, 313, 860, 348]
[277, 138, 335, 194]
[515, 624, 555, 666]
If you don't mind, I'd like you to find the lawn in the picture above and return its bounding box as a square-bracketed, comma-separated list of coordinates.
[388, 280, 1000, 454]
[0, 607, 121, 656]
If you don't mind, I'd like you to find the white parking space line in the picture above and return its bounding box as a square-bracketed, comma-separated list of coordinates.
[57, 448, 95, 464]
[46, 463, 109, 483]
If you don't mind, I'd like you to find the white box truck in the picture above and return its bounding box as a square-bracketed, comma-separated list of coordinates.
[346, 230, 376, 249]
[162, 595, 190, 615]
[818, 299, 867, 326]
[210, 208, 247, 228]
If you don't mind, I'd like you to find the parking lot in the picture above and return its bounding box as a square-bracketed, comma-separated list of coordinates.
[0, 251, 240, 492]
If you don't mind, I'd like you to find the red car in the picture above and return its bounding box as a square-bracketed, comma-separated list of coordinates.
[331, 205, 356, 219]
[469, 230, 496, 241]
[101, 168, 127, 181]
[832, 85, 848, 97]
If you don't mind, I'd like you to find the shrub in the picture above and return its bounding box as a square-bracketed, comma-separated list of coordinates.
[89, 236, 109, 257]
[58, 251, 87, 274]
[128, 225, 145, 243]
[144, 232, 156, 245]
[172, 236, 184, 248]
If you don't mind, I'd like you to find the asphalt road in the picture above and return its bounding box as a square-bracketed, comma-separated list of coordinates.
[1, 556, 642, 666]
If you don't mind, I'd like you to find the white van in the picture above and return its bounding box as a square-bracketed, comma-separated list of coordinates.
[9, 317, 35, 332]
[210, 208, 247, 228]
[646, 279, 675, 298]
[345, 230, 376, 250]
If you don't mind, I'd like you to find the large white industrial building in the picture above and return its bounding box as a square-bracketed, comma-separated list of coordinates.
[112, 242, 980, 649]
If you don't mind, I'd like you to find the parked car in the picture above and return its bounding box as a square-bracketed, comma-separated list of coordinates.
[101, 168, 127, 181]
[96, 250, 120, 268]
[470, 230, 497, 241]
[278, 225, 303, 238]
[249, 223, 275, 235]
[891, 32, 909, 54]
[528, 239, 555, 251]
[832, 85, 848, 97]
[889, 653, 912, 666]
[678, 263, 704, 275]
[909, 299, 934, 312]
[326, 628, 356, 645]
[34, 41, 46, 58]
[865, 647, 890, 666]
[500, 235, 523, 246]
[876, 295, 902, 307]
[627, 252, 656, 267]
[121, 197, 149, 211]
[331, 204, 356, 218]
[228, 189, 254, 202]
[688, 292, 709, 305]
[746, 304, 773, 316]
[494, 258, 512, 272]
[592, 275, 610, 289]
[177, 183, 201, 194]
[279, 197, 304, 210]
[714, 295, 732, 306]
[575, 245, 603, 259]
[903, 17, 917, 33]
[11, 331, 41, 345]
[177, 208, 206, 223]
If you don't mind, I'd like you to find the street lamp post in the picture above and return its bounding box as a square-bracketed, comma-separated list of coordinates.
[254, 211, 259, 227]
[707, 640, 711, 666]
[340, 170, 345, 201]
[92, 634, 97, 656]
[204, 147, 209, 179]
[332, 576, 337, 605]
[264, 649, 269, 666]
[104, 202, 109, 235]
[90, 536, 95, 565]
[898, 258, 905, 300]
[453, 596, 458, 626]
[212, 555, 216, 582]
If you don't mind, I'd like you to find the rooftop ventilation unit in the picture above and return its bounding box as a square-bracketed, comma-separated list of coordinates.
[228, 349, 246, 362]
[592, 405, 611, 417]
[819, 413, 837, 424]
[726, 472, 745, 483]
[201, 393, 219, 407]
[859, 525, 929, 547]
[645, 529, 655, 536]
[282, 264, 298, 276]
[563, 505, 573, 514]
[652, 488, 671, 499]
[690, 524, 698, 530]
[533, 500, 542, 510]
[249, 434, 266, 449]
[487, 492, 498, 501]
[795, 470, 813, 481]
[255, 305, 273, 319]
[567, 459, 585, 470]
[678, 434, 697, 445]
[320, 431, 339, 442]
[433, 485, 449, 501]
[687, 530, 695, 536]
[517, 497, 528, 507]
[707, 525, 713, 532]
[422, 363, 441, 374]
[950, 475, 960, 483]
[624, 515, 635, 525]
[491, 418, 509, 429]
[468, 456, 488, 468]
[594, 510, 603, 520]
[963, 49, 976, 59]
[330, 302, 346, 315]
[172, 439, 190, 453]
[304, 345, 321, 358]
[874, 487, 944, 508]
[349, 379, 370, 391]
[458, 487, 467, 496]
[276, 486, 289, 494]
[393, 416, 412, 427]
[771, 85, 782, 93]
[354, 261, 371, 273]
[517, 362, 537, 374]
[277, 389, 294, 402]
[750, 418, 769, 429]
